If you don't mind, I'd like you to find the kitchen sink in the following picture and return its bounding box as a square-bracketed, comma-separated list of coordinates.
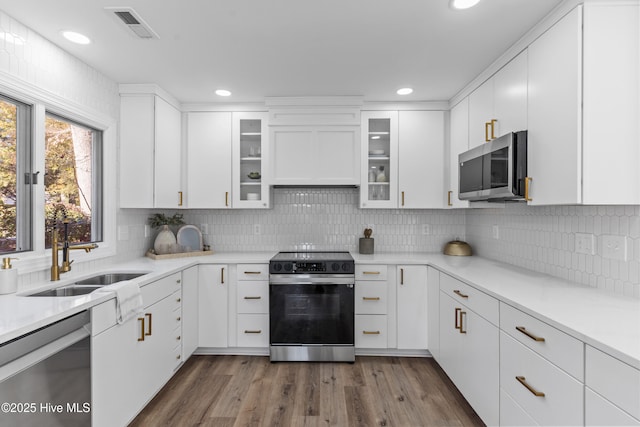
[73, 272, 147, 286]
[27, 272, 149, 297]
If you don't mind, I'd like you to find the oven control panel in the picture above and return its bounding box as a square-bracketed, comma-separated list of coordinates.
[269, 261, 354, 274]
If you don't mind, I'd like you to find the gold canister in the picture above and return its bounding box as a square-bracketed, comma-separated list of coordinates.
[443, 239, 472, 256]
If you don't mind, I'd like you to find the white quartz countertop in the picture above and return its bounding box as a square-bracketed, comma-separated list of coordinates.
[1, 250, 638, 370]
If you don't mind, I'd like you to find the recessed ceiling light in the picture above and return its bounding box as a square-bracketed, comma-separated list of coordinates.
[397, 88, 413, 95]
[215, 89, 232, 97]
[450, 0, 481, 10]
[61, 31, 91, 45]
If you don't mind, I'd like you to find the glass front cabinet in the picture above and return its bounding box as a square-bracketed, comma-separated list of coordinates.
[360, 111, 399, 208]
[232, 112, 270, 208]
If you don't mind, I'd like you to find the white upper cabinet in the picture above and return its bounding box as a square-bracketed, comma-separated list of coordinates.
[120, 92, 182, 208]
[185, 112, 232, 209]
[527, 3, 639, 205]
[360, 111, 399, 208]
[468, 50, 528, 148]
[447, 99, 470, 208]
[232, 112, 270, 208]
[361, 110, 445, 209]
[398, 111, 445, 209]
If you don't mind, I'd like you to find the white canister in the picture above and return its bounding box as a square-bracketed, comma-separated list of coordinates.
[0, 257, 18, 294]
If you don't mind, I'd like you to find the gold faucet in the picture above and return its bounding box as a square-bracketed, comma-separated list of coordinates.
[50, 224, 99, 281]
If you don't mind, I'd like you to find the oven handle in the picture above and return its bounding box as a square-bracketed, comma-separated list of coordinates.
[269, 274, 354, 285]
[270, 281, 354, 286]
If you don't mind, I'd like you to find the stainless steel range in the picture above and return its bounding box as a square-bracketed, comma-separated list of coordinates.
[269, 251, 355, 362]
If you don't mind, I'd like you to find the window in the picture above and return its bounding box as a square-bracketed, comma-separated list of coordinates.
[0, 95, 32, 253]
[44, 113, 102, 248]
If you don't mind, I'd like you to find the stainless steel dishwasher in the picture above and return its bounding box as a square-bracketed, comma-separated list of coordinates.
[0, 310, 91, 427]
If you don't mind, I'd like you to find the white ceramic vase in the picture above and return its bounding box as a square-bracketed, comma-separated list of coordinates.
[154, 225, 176, 255]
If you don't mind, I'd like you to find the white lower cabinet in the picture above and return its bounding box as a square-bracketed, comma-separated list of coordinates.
[236, 264, 269, 348]
[355, 315, 388, 348]
[396, 265, 428, 349]
[92, 273, 182, 427]
[181, 266, 199, 359]
[198, 264, 228, 348]
[237, 314, 269, 347]
[586, 388, 640, 427]
[426, 267, 440, 359]
[437, 271, 499, 427]
[355, 264, 392, 350]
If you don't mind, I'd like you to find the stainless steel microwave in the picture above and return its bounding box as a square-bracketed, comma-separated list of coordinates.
[458, 130, 528, 201]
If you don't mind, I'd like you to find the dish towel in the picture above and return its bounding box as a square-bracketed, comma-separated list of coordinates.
[97, 280, 144, 324]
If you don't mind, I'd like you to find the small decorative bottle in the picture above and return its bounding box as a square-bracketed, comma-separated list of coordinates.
[0, 257, 18, 294]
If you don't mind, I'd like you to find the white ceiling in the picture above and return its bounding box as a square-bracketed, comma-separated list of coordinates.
[1, 0, 564, 104]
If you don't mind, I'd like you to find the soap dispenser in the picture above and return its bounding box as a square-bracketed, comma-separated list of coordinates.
[0, 257, 18, 294]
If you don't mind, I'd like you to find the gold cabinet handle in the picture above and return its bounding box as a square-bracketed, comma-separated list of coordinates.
[244, 271, 262, 275]
[515, 326, 545, 342]
[362, 297, 381, 301]
[178, 191, 183, 206]
[485, 122, 491, 142]
[177, 317, 181, 321]
[244, 296, 262, 300]
[244, 330, 262, 334]
[225, 191, 229, 207]
[401, 191, 405, 206]
[362, 271, 381, 275]
[490, 119, 497, 140]
[459, 311, 467, 334]
[363, 331, 381, 335]
[453, 289, 469, 299]
[177, 279, 181, 284]
[447, 190, 453, 207]
[455, 307, 461, 330]
[176, 354, 181, 360]
[525, 177, 532, 202]
[221, 267, 225, 284]
[145, 313, 152, 336]
[177, 335, 181, 341]
[516, 376, 545, 397]
[137, 318, 145, 342]
[400, 268, 404, 285]
[177, 297, 181, 303]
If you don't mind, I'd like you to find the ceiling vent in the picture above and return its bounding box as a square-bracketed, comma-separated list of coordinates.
[105, 7, 159, 39]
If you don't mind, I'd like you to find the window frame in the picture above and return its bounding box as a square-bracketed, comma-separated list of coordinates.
[0, 78, 117, 275]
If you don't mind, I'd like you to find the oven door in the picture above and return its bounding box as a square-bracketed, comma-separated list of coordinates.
[269, 276, 354, 346]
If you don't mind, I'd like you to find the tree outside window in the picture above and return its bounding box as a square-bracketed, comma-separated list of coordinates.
[0, 99, 18, 252]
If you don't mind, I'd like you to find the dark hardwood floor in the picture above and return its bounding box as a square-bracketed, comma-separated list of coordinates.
[130, 355, 484, 427]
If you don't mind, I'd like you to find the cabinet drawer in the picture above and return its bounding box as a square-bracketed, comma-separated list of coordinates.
[172, 305, 182, 332]
[237, 314, 269, 347]
[237, 264, 269, 281]
[500, 302, 584, 381]
[141, 273, 181, 308]
[237, 282, 269, 314]
[586, 345, 640, 420]
[355, 265, 388, 281]
[585, 387, 640, 426]
[500, 332, 583, 426]
[355, 282, 387, 314]
[355, 315, 388, 348]
[500, 388, 539, 426]
[440, 273, 498, 325]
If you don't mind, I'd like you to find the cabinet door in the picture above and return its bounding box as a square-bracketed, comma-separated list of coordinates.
[396, 265, 428, 349]
[493, 50, 528, 138]
[119, 95, 155, 208]
[233, 112, 270, 208]
[186, 112, 232, 208]
[527, 6, 582, 205]
[182, 266, 199, 359]
[447, 99, 470, 208]
[154, 96, 183, 208]
[468, 79, 494, 148]
[360, 111, 399, 208]
[198, 264, 228, 347]
[398, 111, 445, 209]
[426, 267, 440, 359]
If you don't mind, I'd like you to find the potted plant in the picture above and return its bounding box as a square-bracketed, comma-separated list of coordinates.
[148, 213, 185, 254]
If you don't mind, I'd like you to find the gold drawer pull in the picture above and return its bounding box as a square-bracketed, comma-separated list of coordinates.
[516, 376, 545, 397]
[177, 317, 181, 321]
[362, 271, 380, 275]
[177, 297, 181, 303]
[244, 296, 262, 300]
[177, 336, 181, 341]
[363, 297, 380, 301]
[145, 313, 152, 336]
[453, 289, 468, 299]
[176, 355, 181, 360]
[244, 271, 262, 275]
[447, 190, 453, 207]
[244, 330, 262, 334]
[455, 307, 461, 330]
[137, 318, 145, 342]
[363, 331, 381, 335]
[516, 326, 545, 342]
[525, 177, 533, 202]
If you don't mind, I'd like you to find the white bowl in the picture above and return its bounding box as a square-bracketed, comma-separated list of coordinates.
[247, 193, 260, 200]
